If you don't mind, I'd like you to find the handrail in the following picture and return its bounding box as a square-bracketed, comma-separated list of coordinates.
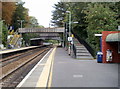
[71, 30, 95, 58]
[72, 43, 76, 58]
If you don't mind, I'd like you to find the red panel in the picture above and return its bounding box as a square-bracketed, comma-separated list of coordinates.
[102, 31, 120, 63]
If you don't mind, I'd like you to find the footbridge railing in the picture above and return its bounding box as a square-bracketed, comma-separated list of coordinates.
[18, 27, 65, 33]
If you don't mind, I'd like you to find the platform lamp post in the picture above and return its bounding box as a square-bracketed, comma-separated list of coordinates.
[65, 22, 68, 50]
[66, 11, 79, 55]
[66, 11, 72, 55]
[17, 20, 24, 47]
[17, 20, 24, 36]
[17, 20, 24, 30]
[66, 11, 71, 38]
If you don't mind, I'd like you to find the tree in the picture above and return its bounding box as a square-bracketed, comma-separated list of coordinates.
[2, 23, 8, 47]
[83, 3, 118, 51]
[26, 16, 39, 28]
[22, 16, 44, 45]
[52, 2, 88, 38]
[2, 2, 16, 25]
[52, 2, 67, 27]
[84, 3, 118, 31]
[69, 2, 88, 39]
[11, 2, 29, 30]
[115, 2, 120, 24]
[52, 2, 119, 54]
[0, 2, 2, 19]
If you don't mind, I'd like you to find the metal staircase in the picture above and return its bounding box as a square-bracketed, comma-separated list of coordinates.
[73, 38, 93, 59]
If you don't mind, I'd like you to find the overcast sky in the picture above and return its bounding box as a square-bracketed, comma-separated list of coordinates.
[22, 0, 60, 27]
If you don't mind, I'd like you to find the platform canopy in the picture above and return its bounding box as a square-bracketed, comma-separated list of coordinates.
[106, 33, 120, 42]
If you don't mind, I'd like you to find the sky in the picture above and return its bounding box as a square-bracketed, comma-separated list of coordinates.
[22, 0, 60, 27]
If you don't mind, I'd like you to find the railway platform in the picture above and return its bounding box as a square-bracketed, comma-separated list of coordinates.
[0, 46, 44, 59]
[17, 47, 118, 88]
[0, 46, 39, 54]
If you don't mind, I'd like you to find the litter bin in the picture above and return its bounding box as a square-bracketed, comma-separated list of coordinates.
[97, 52, 103, 63]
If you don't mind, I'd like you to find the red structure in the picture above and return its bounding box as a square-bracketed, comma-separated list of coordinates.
[102, 31, 120, 63]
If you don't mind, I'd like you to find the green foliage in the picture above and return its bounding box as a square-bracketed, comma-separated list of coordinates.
[86, 30, 101, 51]
[23, 16, 44, 45]
[26, 16, 40, 28]
[70, 2, 88, 39]
[84, 3, 118, 31]
[37, 25, 44, 28]
[11, 2, 28, 30]
[52, 2, 120, 54]
[22, 33, 39, 46]
[1, 1, 45, 48]
[2, 23, 8, 47]
[83, 3, 118, 51]
[0, 21, 2, 42]
[52, 2, 67, 27]
[45, 40, 58, 44]
[115, 2, 120, 24]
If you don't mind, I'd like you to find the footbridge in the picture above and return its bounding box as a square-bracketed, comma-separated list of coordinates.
[15, 27, 94, 60]
[18, 27, 65, 46]
[18, 27, 65, 33]
[18, 27, 65, 40]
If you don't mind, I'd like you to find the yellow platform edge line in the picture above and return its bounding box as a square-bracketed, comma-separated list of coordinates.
[36, 47, 56, 87]
[47, 46, 56, 88]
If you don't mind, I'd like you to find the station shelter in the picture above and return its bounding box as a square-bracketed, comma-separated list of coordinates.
[102, 31, 120, 63]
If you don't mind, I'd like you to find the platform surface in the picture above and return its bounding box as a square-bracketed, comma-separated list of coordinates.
[17, 48, 54, 87]
[51, 48, 118, 87]
[17, 47, 118, 88]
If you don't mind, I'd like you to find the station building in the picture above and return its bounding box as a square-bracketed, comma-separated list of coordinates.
[102, 31, 120, 63]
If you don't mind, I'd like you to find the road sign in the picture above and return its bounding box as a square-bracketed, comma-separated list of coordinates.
[68, 37, 72, 41]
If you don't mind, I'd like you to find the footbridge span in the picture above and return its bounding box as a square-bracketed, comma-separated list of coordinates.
[18, 27, 65, 46]
[18, 27, 65, 33]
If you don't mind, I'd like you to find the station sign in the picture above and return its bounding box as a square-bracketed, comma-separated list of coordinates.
[118, 26, 120, 30]
[68, 37, 73, 41]
[71, 34, 74, 37]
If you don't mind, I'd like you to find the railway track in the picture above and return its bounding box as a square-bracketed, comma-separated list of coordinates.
[0, 47, 45, 67]
[0, 46, 52, 88]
